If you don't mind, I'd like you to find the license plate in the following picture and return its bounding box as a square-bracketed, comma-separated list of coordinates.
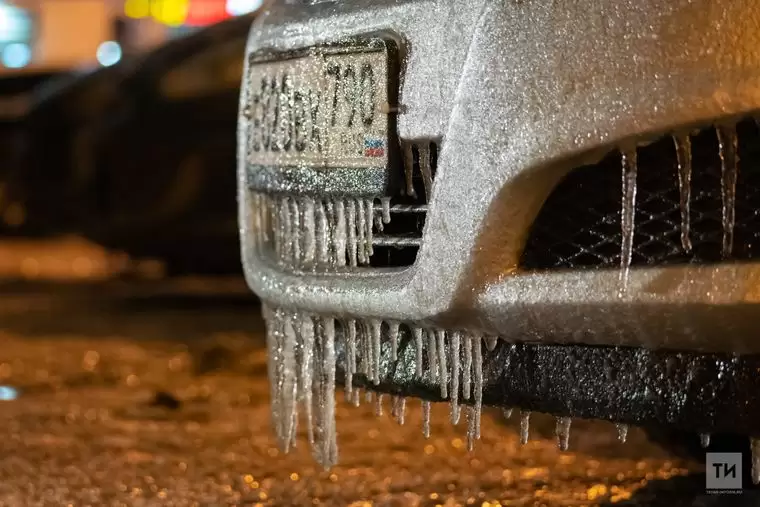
[246, 40, 390, 170]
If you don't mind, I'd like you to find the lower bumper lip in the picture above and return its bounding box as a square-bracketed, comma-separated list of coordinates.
[335, 332, 760, 437]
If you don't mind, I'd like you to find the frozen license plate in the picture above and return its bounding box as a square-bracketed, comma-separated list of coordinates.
[246, 39, 391, 170]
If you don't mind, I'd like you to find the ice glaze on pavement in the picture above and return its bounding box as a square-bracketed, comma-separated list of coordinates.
[0, 238, 749, 506]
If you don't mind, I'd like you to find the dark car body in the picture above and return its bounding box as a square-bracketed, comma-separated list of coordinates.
[12, 15, 254, 273]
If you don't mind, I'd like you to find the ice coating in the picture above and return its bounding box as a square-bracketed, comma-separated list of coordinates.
[673, 134, 693, 253]
[717, 123, 739, 259]
[264, 308, 488, 468]
[619, 148, 638, 292]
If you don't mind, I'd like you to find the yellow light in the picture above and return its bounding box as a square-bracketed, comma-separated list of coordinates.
[151, 0, 189, 26]
[124, 0, 150, 18]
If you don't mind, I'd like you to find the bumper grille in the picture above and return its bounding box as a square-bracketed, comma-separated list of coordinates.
[521, 118, 760, 270]
[252, 141, 437, 270]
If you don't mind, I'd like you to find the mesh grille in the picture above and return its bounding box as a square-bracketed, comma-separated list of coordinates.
[521, 118, 760, 270]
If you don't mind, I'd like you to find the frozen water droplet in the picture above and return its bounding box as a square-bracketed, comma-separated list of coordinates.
[346, 200, 357, 266]
[419, 144, 433, 201]
[717, 124, 739, 259]
[472, 335, 483, 440]
[334, 200, 347, 266]
[370, 320, 382, 385]
[462, 334, 472, 400]
[436, 330, 448, 399]
[466, 406, 476, 451]
[422, 400, 431, 438]
[450, 331, 461, 425]
[484, 336, 498, 351]
[302, 198, 316, 265]
[403, 144, 416, 197]
[413, 328, 424, 378]
[316, 201, 329, 265]
[381, 197, 392, 224]
[673, 134, 693, 252]
[700, 433, 711, 448]
[375, 394, 384, 416]
[619, 147, 638, 293]
[556, 417, 572, 451]
[345, 320, 357, 396]
[752, 438, 760, 485]
[616, 423, 628, 444]
[388, 321, 400, 362]
[520, 411, 531, 445]
[502, 408, 513, 419]
[426, 330, 439, 385]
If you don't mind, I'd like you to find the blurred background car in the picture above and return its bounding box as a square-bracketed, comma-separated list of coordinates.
[3, 12, 255, 275]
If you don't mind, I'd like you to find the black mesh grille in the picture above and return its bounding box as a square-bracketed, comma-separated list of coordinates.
[521, 118, 760, 270]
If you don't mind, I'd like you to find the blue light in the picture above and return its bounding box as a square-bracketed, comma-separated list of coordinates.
[2, 42, 31, 69]
[96, 40, 122, 67]
[0, 386, 18, 401]
[226, 0, 263, 16]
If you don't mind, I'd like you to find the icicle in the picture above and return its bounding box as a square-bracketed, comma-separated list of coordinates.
[374, 394, 384, 416]
[283, 198, 295, 263]
[752, 438, 760, 485]
[673, 134, 693, 252]
[381, 197, 392, 224]
[351, 388, 361, 407]
[388, 322, 400, 362]
[422, 400, 431, 438]
[466, 406, 476, 451]
[700, 433, 711, 448]
[289, 198, 302, 263]
[436, 330, 448, 399]
[312, 317, 338, 468]
[413, 328, 424, 378]
[302, 198, 316, 266]
[502, 408, 513, 419]
[472, 335, 483, 440]
[717, 124, 739, 259]
[280, 312, 298, 451]
[270, 198, 282, 259]
[484, 336, 498, 351]
[619, 147, 638, 292]
[300, 314, 315, 445]
[419, 144, 433, 201]
[365, 389, 373, 403]
[264, 308, 285, 445]
[316, 201, 330, 265]
[346, 199, 358, 267]
[403, 143, 416, 197]
[334, 200, 347, 266]
[426, 329, 439, 384]
[450, 331, 461, 425]
[356, 199, 367, 264]
[360, 321, 371, 378]
[364, 198, 374, 257]
[345, 320, 357, 396]
[556, 417, 572, 451]
[519, 411, 531, 445]
[462, 334, 473, 400]
[370, 320, 382, 385]
[391, 396, 407, 425]
[615, 423, 628, 444]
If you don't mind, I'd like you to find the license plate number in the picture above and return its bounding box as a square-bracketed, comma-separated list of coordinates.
[246, 41, 389, 169]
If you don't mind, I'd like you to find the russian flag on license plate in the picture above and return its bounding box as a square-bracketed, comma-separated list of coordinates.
[364, 137, 385, 158]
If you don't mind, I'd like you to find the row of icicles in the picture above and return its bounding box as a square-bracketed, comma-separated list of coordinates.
[619, 124, 739, 289]
[250, 192, 392, 268]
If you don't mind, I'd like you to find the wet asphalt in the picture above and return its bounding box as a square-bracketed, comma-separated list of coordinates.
[0, 239, 756, 506]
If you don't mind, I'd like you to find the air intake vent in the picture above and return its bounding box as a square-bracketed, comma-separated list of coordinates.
[252, 140, 437, 270]
[521, 118, 760, 270]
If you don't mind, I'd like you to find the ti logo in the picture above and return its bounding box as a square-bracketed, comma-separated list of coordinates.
[706, 453, 743, 493]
